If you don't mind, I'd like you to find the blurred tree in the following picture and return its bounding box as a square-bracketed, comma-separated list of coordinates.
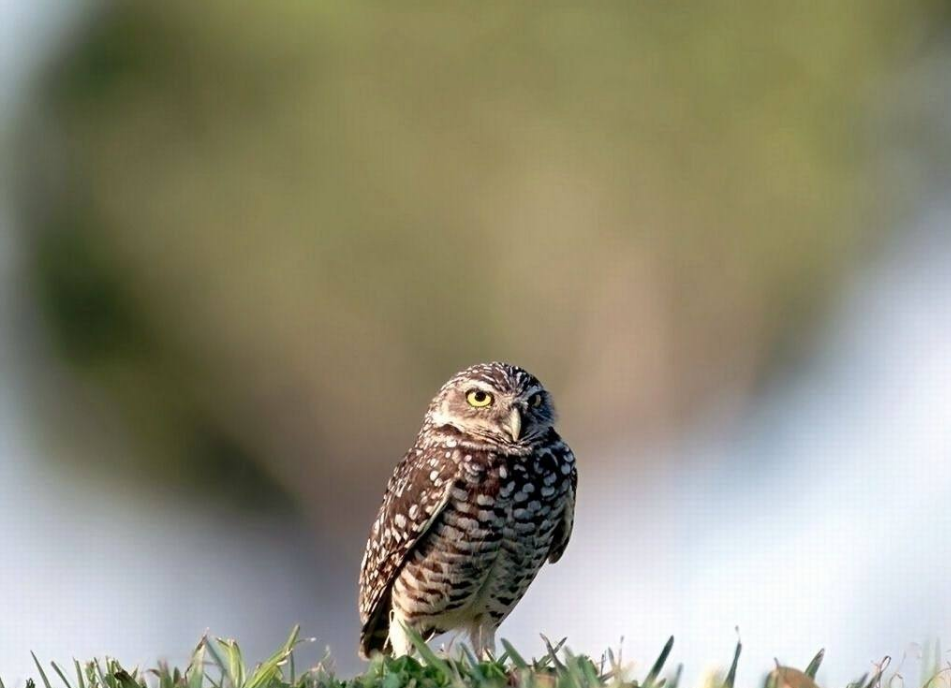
[13, 1, 949, 534]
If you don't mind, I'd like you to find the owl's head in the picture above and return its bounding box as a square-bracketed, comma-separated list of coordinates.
[427, 362, 557, 446]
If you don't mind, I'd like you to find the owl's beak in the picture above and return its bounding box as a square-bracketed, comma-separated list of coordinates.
[503, 407, 522, 441]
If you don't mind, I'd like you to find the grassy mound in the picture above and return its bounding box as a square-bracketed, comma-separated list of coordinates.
[13, 628, 942, 688]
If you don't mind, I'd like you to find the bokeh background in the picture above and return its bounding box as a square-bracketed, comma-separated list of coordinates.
[2, 1, 951, 686]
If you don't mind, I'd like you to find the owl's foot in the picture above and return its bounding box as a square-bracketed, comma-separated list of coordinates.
[468, 620, 497, 660]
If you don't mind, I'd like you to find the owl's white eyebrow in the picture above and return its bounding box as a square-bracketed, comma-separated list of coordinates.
[464, 381, 497, 393]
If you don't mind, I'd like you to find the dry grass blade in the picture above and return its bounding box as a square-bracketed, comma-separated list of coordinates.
[864, 657, 891, 688]
[767, 666, 820, 688]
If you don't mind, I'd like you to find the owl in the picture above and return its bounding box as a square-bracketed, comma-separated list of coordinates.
[358, 362, 577, 659]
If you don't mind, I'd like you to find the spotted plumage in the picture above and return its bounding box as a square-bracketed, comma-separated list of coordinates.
[358, 362, 577, 658]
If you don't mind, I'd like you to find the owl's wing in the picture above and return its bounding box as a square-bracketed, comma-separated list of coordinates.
[548, 446, 577, 564]
[358, 446, 456, 656]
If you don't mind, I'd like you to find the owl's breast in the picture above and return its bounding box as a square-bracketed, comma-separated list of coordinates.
[391, 442, 571, 629]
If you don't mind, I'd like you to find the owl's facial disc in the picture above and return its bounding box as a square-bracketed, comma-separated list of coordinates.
[429, 364, 556, 446]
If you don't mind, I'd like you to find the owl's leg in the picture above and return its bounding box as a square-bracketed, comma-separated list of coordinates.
[387, 609, 416, 657]
[468, 618, 497, 659]
[480, 625, 497, 660]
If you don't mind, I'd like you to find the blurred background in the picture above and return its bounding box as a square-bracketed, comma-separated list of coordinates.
[2, 1, 951, 685]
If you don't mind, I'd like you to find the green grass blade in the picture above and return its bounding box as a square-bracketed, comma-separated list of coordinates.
[112, 670, 138, 688]
[561, 650, 587, 688]
[459, 646, 485, 681]
[81, 663, 95, 688]
[643, 636, 675, 688]
[215, 640, 245, 688]
[669, 664, 684, 688]
[73, 661, 86, 688]
[500, 640, 528, 670]
[1, 672, 6, 688]
[203, 639, 230, 688]
[93, 659, 112, 688]
[405, 627, 451, 678]
[540, 636, 567, 673]
[804, 649, 825, 679]
[51, 662, 75, 688]
[156, 661, 176, 688]
[32, 653, 55, 688]
[245, 626, 303, 688]
[579, 655, 601, 687]
[722, 641, 742, 688]
[205, 639, 228, 678]
[186, 640, 207, 688]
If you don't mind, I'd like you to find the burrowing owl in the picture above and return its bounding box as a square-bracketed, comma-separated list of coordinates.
[358, 362, 577, 658]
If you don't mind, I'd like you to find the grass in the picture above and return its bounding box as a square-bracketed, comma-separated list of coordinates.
[9, 628, 951, 688]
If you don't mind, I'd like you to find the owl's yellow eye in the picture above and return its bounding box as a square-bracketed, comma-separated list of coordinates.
[530, 394, 544, 408]
[466, 390, 493, 408]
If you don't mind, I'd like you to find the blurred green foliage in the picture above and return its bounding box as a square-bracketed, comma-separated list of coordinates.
[14, 1, 949, 516]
